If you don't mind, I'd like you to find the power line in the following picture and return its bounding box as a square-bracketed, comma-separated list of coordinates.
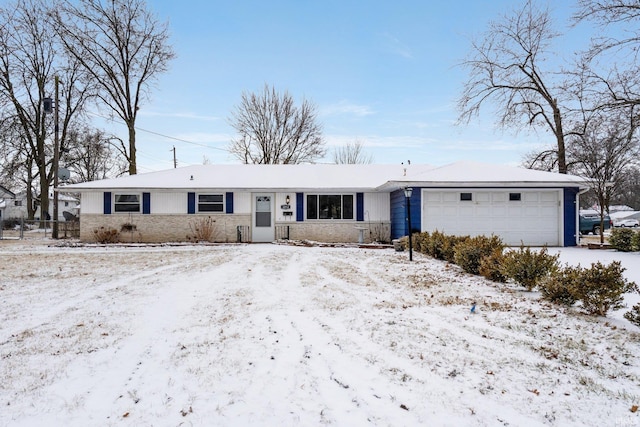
[87, 110, 230, 152]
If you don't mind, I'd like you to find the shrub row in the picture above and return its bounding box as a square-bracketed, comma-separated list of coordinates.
[405, 231, 639, 321]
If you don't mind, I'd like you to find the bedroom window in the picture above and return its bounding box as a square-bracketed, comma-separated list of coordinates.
[306, 194, 354, 220]
[460, 192, 472, 201]
[198, 194, 224, 212]
[114, 194, 141, 212]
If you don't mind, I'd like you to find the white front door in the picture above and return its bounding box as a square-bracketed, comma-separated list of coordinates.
[252, 193, 275, 242]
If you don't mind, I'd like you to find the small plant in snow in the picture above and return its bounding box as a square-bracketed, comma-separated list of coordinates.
[572, 261, 638, 316]
[187, 216, 217, 242]
[500, 245, 559, 291]
[624, 303, 640, 327]
[93, 226, 119, 243]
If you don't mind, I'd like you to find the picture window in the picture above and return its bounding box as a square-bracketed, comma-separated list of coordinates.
[306, 194, 354, 220]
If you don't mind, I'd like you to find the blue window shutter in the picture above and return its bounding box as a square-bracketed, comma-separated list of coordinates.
[103, 192, 111, 214]
[296, 193, 304, 221]
[142, 192, 151, 214]
[356, 193, 364, 221]
[226, 192, 234, 214]
[188, 192, 196, 214]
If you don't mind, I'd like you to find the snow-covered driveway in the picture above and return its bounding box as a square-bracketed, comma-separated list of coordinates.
[1, 242, 638, 426]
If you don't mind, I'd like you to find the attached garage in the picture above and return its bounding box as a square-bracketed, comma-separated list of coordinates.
[422, 189, 562, 246]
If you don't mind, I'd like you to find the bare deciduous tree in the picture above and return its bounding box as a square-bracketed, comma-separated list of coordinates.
[458, 0, 570, 173]
[574, 0, 640, 58]
[0, 117, 37, 217]
[574, 1, 640, 110]
[54, 0, 175, 175]
[568, 105, 639, 243]
[64, 126, 128, 182]
[333, 140, 373, 164]
[611, 165, 640, 209]
[0, 0, 88, 221]
[229, 84, 325, 164]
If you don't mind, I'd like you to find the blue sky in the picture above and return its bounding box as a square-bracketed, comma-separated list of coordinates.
[97, 0, 588, 172]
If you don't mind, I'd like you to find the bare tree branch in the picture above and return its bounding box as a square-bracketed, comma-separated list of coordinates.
[457, 0, 570, 173]
[53, 0, 175, 174]
[229, 84, 325, 164]
[333, 140, 373, 164]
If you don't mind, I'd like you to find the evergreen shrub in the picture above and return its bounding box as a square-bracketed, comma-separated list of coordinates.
[609, 228, 636, 252]
[501, 245, 559, 291]
[572, 261, 638, 316]
[453, 235, 504, 275]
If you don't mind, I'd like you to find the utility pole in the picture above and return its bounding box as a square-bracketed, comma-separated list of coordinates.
[52, 75, 60, 239]
[172, 145, 177, 168]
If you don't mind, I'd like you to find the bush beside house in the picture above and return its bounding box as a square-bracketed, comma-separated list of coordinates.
[404, 230, 640, 324]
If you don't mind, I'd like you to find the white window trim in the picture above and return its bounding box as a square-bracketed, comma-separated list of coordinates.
[114, 193, 141, 213]
[197, 193, 225, 213]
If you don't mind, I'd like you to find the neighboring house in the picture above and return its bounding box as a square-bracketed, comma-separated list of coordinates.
[60, 161, 589, 246]
[34, 192, 80, 221]
[0, 185, 16, 222]
[4, 191, 29, 220]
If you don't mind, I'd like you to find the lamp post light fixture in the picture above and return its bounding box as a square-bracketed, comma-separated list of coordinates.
[404, 187, 413, 261]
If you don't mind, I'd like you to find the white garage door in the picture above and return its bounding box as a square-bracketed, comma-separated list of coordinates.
[422, 190, 561, 246]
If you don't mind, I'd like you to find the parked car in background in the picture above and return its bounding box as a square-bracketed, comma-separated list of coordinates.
[579, 211, 612, 235]
[614, 218, 640, 228]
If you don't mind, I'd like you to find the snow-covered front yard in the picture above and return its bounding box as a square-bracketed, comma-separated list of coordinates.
[1, 241, 639, 426]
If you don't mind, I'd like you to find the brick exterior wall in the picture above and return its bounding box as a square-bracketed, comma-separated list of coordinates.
[80, 214, 252, 243]
[80, 214, 391, 244]
[276, 221, 391, 244]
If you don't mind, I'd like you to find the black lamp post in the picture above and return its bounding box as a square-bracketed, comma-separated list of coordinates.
[404, 187, 413, 261]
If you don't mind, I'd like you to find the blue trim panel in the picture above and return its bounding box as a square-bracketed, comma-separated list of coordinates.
[103, 192, 111, 214]
[390, 189, 421, 239]
[142, 192, 150, 214]
[187, 192, 196, 214]
[296, 193, 304, 221]
[563, 187, 579, 247]
[356, 193, 364, 221]
[226, 192, 234, 214]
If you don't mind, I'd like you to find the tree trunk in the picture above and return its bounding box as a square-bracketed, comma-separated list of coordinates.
[553, 104, 568, 174]
[39, 171, 49, 227]
[128, 123, 137, 175]
[26, 186, 34, 220]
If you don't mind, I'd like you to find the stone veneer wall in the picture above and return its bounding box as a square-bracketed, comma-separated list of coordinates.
[277, 221, 391, 244]
[80, 214, 252, 243]
[80, 214, 391, 244]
